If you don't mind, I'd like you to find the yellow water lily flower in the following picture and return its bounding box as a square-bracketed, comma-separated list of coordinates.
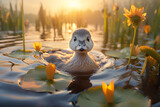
[102, 80, 114, 104]
[46, 63, 56, 80]
[130, 44, 141, 56]
[33, 42, 42, 51]
[123, 5, 146, 27]
[113, 4, 119, 12]
[144, 25, 151, 34]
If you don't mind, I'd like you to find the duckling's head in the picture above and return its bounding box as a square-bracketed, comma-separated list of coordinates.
[70, 29, 93, 53]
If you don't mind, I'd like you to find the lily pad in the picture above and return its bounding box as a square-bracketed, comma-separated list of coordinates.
[8, 49, 35, 60]
[18, 65, 72, 92]
[78, 86, 150, 107]
[105, 47, 142, 59]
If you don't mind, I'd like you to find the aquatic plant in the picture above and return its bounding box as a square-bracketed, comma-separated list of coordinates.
[113, 4, 119, 12]
[38, 3, 47, 35]
[35, 18, 41, 31]
[102, 81, 114, 104]
[22, 0, 25, 51]
[154, 35, 160, 49]
[103, 0, 109, 46]
[18, 65, 71, 92]
[139, 46, 160, 63]
[140, 46, 160, 76]
[130, 44, 140, 56]
[123, 5, 146, 27]
[147, 56, 157, 67]
[77, 86, 150, 107]
[144, 25, 151, 34]
[8, 49, 34, 60]
[152, 7, 160, 39]
[0, 1, 22, 33]
[33, 42, 42, 51]
[106, 47, 142, 59]
[124, 5, 146, 67]
[46, 63, 56, 80]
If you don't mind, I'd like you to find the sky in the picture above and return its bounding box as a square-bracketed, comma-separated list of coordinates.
[1, 0, 104, 14]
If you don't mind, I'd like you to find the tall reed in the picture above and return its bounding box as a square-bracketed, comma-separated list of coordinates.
[103, 0, 108, 47]
[22, 0, 25, 51]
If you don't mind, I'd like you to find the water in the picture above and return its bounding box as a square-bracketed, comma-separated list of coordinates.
[0, 26, 159, 106]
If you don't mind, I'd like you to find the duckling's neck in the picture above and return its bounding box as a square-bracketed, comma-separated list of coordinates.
[73, 52, 89, 59]
[64, 52, 99, 73]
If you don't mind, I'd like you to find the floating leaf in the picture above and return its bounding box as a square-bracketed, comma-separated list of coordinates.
[105, 47, 142, 59]
[18, 65, 71, 92]
[8, 49, 35, 60]
[78, 86, 150, 107]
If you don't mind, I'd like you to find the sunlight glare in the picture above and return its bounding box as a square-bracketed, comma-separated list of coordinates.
[70, 0, 80, 8]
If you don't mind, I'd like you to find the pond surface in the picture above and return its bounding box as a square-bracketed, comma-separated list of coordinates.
[0, 26, 159, 107]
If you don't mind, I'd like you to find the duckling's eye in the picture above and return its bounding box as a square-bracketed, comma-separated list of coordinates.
[74, 37, 77, 41]
[87, 37, 90, 42]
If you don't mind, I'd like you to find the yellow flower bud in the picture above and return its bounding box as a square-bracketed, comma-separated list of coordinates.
[144, 25, 151, 34]
[102, 80, 114, 104]
[46, 63, 56, 80]
[130, 44, 140, 56]
[33, 42, 42, 51]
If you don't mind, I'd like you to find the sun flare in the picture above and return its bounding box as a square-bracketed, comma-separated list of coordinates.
[70, 0, 80, 8]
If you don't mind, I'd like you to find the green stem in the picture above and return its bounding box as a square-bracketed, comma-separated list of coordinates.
[103, 0, 108, 47]
[22, 0, 25, 52]
[127, 26, 137, 66]
[140, 56, 148, 76]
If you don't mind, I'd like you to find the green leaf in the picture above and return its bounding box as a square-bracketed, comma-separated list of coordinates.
[78, 86, 150, 107]
[19, 65, 72, 92]
[8, 49, 34, 60]
[105, 47, 141, 59]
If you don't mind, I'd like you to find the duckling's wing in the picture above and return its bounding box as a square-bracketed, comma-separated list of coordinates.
[90, 51, 115, 68]
[90, 51, 106, 61]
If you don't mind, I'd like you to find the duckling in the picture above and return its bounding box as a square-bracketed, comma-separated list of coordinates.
[43, 29, 100, 74]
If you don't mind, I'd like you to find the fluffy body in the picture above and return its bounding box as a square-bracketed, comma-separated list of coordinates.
[44, 29, 100, 73]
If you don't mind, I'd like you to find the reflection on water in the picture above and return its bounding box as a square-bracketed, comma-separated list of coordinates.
[0, 25, 160, 106]
[68, 75, 92, 93]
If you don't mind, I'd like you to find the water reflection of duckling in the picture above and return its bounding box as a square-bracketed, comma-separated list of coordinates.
[44, 29, 102, 74]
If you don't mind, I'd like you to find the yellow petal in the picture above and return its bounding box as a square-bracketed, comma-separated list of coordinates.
[124, 8, 130, 14]
[102, 81, 114, 104]
[123, 5, 146, 27]
[131, 5, 136, 15]
[33, 42, 42, 51]
[46, 63, 56, 80]
[106, 80, 114, 104]
[144, 25, 151, 34]
[102, 82, 107, 97]
[142, 13, 147, 17]
[127, 20, 132, 26]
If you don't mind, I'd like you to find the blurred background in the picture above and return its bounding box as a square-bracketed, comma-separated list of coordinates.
[0, 0, 160, 51]
[0, 1, 160, 106]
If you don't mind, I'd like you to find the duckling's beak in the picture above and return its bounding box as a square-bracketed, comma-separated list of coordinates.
[76, 40, 87, 52]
